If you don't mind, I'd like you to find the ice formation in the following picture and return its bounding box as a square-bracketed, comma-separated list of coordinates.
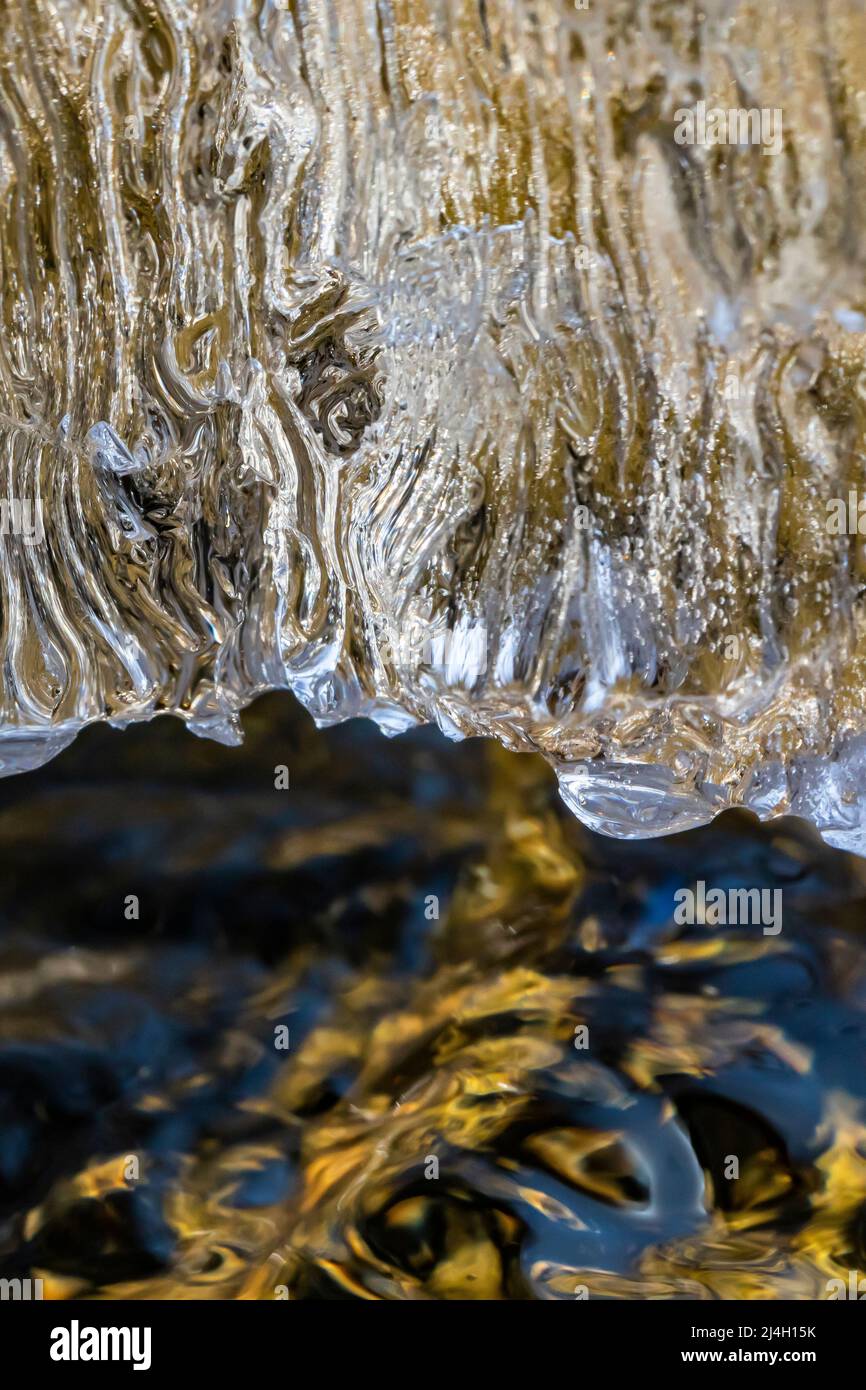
[2, 0, 866, 850]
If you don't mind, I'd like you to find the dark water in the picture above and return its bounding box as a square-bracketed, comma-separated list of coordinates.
[0, 695, 865, 1300]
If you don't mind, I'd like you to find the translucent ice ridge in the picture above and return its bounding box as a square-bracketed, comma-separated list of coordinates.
[2, 0, 866, 851]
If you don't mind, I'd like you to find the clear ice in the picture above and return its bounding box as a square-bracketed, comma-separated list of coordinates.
[2, 0, 866, 851]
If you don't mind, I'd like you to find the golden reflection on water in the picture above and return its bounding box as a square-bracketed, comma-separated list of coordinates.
[2, 696, 866, 1301]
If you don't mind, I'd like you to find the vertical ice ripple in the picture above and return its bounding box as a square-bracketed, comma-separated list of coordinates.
[1, 0, 866, 848]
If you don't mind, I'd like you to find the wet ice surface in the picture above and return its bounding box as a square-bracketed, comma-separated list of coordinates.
[2, 0, 866, 849]
[2, 696, 866, 1300]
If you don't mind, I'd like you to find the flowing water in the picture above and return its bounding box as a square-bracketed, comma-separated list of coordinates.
[1, 693, 866, 1300]
[2, 0, 866, 1304]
